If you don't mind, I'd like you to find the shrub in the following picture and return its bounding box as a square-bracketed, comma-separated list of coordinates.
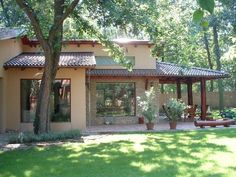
[8, 130, 80, 144]
[220, 109, 236, 119]
[137, 87, 158, 123]
[163, 98, 187, 122]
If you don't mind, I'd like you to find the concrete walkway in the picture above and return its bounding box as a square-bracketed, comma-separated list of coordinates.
[84, 121, 236, 134]
[85, 122, 194, 134]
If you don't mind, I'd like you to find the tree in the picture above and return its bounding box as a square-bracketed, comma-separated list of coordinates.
[212, 15, 224, 110]
[203, 27, 214, 92]
[15, 0, 83, 134]
[14, 0, 153, 134]
[203, 1, 235, 109]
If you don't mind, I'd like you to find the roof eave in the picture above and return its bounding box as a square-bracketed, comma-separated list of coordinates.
[4, 65, 96, 70]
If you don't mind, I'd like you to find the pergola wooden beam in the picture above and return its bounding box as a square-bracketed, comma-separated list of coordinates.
[201, 78, 207, 120]
[187, 81, 193, 105]
[176, 81, 181, 99]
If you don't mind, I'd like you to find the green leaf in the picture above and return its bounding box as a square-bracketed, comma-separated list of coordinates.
[193, 9, 204, 23]
[198, 0, 215, 14]
[201, 21, 209, 27]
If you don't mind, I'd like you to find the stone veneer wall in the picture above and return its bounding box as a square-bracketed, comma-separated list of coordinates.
[86, 78, 159, 126]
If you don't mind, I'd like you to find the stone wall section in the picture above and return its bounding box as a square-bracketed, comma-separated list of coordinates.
[160, 91, 236, 109]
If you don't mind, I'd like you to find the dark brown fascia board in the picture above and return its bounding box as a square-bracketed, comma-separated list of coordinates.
[21, 36, 154, 47]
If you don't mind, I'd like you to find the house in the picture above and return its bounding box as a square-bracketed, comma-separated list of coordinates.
[0, 28, 229, 133]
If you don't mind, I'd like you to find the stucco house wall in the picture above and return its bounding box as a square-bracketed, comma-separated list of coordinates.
[0, 39, 22, 77]
[0, 39, 22, 133]
[1, 38, 157, 132]
[22, 43, 156, 69]
[5, 68, 86, 132]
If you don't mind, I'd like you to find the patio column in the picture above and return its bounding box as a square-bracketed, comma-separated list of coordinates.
[176, 81, 181, 99]
[187, 81, 193, 105]
[152, 81, 160, 123]
[200, 79, 207, 120]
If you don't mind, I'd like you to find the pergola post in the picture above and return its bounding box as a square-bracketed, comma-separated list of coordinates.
[201, 79, 207, 120]
[176, 81, 181, 99]
[187, 81, 193, 105]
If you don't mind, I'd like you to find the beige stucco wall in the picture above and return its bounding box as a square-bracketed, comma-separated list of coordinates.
[86, 78, 159, 126]
[22, 44, 156, 69]
[0, 39, 22, 77]
[0, 79, 3, 133]
[0, 38, 22, 132]
[1, 41, 156, 132]
[5, 68, 87, 132]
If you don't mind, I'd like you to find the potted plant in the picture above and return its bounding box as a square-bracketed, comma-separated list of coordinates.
[163, 98, 187, 129]
[137, 87, 158, 130]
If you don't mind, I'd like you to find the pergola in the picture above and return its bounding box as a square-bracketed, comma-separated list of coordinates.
[89, 62, 230, 120]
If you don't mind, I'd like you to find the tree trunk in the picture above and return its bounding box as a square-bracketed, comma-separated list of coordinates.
[34, 52, 60, 134]
[212, 16, 224, 110]
[203, 28, 214, 92]
[160, 44, 165, 93]
[34, 0, 64, 134]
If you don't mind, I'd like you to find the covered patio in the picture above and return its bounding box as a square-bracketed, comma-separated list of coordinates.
[157, 62, 229, 120]
[88, 62, 229, 121]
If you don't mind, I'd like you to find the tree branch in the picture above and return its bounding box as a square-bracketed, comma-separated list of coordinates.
[49, 0, 82, 36]
[15, 0, 48, 49]
[72, 12, 133, 71]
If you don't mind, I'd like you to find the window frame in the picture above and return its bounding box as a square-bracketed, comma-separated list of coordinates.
[20, 78, 72, 123]
[96, 82, 136, 117]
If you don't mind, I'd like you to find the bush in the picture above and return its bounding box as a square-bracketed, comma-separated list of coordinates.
[163, 98, 187, 122]
[8, 130, 81, 144]
[137, 87, 158, 123]
[220, 109, 236, 119]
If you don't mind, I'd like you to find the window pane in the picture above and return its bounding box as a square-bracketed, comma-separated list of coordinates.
[21, 79, 71, 123]
[21, 80, 40, 123]
[96, 83, 135, 117]
[51, 80, 71, 122]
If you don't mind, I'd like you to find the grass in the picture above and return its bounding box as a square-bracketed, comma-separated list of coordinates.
[1, 129, 236, 177]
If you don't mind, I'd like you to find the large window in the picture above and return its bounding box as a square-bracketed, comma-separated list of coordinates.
[96, 83, 135, 117]
[21, 79, 71, 123]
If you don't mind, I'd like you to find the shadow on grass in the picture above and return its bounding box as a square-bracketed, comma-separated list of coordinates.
[0, 128, 236, 177]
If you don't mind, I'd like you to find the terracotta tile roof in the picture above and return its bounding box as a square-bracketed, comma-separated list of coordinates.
[4, 52, 96, 68]
[155, 62, 229, 78]
[88, 62, 229, 79]
[0, 28, 24, 40]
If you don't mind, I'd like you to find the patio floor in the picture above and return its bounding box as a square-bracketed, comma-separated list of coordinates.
[84, 120, 236, 134]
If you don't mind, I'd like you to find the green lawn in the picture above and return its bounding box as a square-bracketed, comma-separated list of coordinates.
[1, 129, 236, 177]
